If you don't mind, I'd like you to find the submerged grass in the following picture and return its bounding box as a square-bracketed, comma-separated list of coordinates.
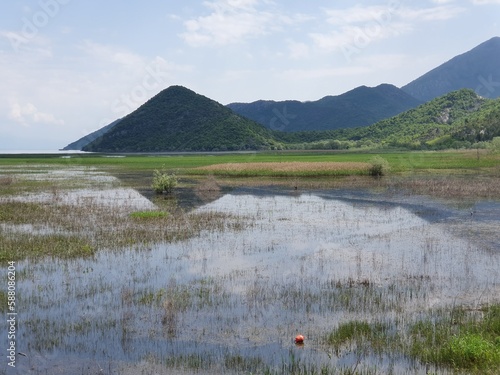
[0, 197, 248, 262]
[326, 321, 389, 349]
[1, 153, 499, 374]
[0, 233, 95, 261]
[324, 305, 500, 374]
[407, 305, 500, 373]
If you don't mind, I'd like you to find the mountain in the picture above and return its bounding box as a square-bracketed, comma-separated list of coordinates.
[337, 89, 500, 149]
[82, 86, 282, 152]
[63, 119, 121, 150]
[401, 37, 500, 102]
[227, 84, 422, 132]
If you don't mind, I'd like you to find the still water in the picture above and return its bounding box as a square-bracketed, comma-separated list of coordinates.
[5, 188, 500, 374]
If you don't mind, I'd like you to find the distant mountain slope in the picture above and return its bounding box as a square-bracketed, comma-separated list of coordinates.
[401, 37, 500, 102]
[82, 86, 281, 152]
[341, 89, 500, 148]
[62, 119, 121, 150]
[227, 84, 421, 132]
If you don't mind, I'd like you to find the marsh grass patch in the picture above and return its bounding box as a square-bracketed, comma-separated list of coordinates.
[0, 233, 95, 261]
[194, 162, 371, 177]
[407, 305, 500, 372]
[129, 210, 169, 219]
[0, 197, 248, 262]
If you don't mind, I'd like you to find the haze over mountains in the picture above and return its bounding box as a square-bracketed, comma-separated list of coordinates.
[64, 37, 500, 152]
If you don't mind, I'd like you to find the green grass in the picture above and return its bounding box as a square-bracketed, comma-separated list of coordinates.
[326, 320, 390, 356]
[443, 333, 500, 369]
[1, 150, 498, 175]
[408, 305, 500, 372]
[326, 305, 500, 374]
[129, 210, 168, 219]
[0, 233, 95, 262]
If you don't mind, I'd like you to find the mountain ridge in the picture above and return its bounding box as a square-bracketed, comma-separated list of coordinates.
[227, 84, 421, 132]
[401, 36, 500, 101]
[63, 37, 500, 152]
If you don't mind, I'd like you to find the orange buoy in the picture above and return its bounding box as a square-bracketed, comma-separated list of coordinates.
[295, 334, 304, 344]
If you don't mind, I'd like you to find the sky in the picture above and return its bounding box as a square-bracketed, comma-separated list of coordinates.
[1, 0, 499, 150]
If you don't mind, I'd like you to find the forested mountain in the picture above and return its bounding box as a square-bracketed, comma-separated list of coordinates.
[227, 84, 421, 132]
[82, 86, 281, 152]
[71, 88, 500, 152]
[284, 89, 500, 150]
[401, 37, 500, 102]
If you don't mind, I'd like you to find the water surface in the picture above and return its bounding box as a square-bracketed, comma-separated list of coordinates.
[5, 187, 500, 374]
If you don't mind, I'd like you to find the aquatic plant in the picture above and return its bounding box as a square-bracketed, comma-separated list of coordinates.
[152, 167, 178, 194]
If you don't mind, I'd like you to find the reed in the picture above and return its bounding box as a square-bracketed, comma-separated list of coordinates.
[194, 161, 371, 177]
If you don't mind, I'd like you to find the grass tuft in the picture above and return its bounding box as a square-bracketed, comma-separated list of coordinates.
[408, 305, 500, 372]
[129, 210, 168, 219]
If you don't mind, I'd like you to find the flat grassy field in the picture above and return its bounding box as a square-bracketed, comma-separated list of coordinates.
[1, 149, 498, 174]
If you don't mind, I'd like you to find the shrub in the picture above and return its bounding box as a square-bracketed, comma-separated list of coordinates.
[487, 137, 500, 154]
[152, 168, 178, 194]
[368, 155, 390, 177]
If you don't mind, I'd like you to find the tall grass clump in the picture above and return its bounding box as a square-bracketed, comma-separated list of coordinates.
[152, 167, 178, 194]
[408, 305, 500, 372]
[441, 333, 500, 369]
[368, 156, 390, 177]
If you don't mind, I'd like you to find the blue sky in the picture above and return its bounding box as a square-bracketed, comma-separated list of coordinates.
[1, 0, 499, 150]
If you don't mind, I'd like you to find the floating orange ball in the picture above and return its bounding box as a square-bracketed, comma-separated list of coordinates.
[295, 334, 304, 344]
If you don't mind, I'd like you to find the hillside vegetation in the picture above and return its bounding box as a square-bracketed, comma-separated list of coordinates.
[228, 84, 421, 132]
[281, 89, 500, 150]
[83, 86, 281, 152]
[78, 86, 500, 152]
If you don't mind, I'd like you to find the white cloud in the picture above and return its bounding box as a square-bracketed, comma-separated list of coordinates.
[307, 4, 465, 56]
[309, 22, 410, 55]
[398, 5, 466, 21]
[0, 30, 53, 57]
[324, 5, 394, 25]
[9, 101, 64, 127]
[179, 0, 308, 47]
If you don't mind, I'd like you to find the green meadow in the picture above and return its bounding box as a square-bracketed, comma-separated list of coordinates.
[1, 149, 498, 173]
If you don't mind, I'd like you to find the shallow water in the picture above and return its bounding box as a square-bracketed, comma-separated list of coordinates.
[4, 187, 500, 374]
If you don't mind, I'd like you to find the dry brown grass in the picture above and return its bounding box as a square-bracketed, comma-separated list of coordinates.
[0, 175, 14, 186]
[196, 162, 370, 176]
[390, 175, 500, 199]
